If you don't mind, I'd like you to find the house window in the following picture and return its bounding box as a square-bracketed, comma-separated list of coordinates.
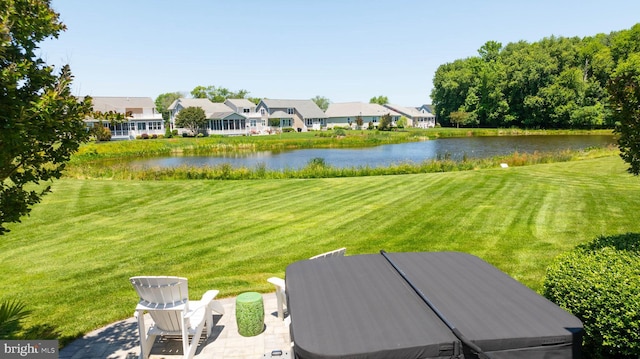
[250, 119, 257, 127]
[137, 122, 146, 130]
[287, 108, 294, 115]
[243, 108, 250, 113]
[282, 119, 292, 127]
[260, 108, 266, 115]
[305, 119, 313, 126]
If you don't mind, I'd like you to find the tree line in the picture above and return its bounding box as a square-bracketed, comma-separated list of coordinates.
[431, 23, 640, 129]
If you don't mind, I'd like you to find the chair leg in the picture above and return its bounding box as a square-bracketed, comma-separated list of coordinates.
[205, 304, 213, 337]
[275, 288, 285, 320]
[136, 311, 155, 359]
[183, 315, 207, 359]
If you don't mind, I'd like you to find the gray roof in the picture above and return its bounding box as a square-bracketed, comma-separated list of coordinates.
[418, 104, 435, 114]
[91, 96, 156, 113]
[325, 102, 401, 118]
[260, 99, 327, 119]
[385, 103, 434, 118]
[270, 110, 292, 118]
[168, 98, 242, 119]
[225, 98, 256, 108]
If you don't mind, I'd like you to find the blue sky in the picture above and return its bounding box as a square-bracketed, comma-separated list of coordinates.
[40, 0, 640, 106]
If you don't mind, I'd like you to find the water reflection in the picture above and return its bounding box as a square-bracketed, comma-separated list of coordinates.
[129, 135, 616, 170]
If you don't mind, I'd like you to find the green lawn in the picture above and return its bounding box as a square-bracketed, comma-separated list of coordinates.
[2, 155, 640, 344]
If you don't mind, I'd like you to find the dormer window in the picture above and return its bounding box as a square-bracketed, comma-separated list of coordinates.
[287, 108, 294, 115]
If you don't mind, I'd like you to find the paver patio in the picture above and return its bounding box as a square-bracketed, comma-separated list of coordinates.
[59, 293, 291, 359]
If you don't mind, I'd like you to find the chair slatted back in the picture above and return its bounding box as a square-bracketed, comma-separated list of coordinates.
[130, 276, 189, 332]
[309, 247, 346, 260]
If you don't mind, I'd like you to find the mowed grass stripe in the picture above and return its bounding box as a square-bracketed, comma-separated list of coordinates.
[2, 156, 640, 344]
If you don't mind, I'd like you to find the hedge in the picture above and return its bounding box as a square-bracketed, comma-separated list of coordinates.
[543, 233, 640, 358]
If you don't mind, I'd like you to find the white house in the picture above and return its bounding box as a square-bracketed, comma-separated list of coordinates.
[255, 99, 327, 132]
[88, 97, 164, 140]
[383, 103, 436, 128]
[325, 102, 401, 129]
[168, 98, 248, 136]
[224, 99, 265, 134]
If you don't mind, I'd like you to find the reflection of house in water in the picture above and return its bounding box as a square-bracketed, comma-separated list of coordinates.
[87, 97, 164, 140]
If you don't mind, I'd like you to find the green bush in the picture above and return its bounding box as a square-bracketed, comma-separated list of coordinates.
[543, 233, 640, 358]
[91, 125, 111, 141]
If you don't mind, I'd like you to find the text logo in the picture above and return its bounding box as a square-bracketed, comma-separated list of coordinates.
[1, 340, 58, 359]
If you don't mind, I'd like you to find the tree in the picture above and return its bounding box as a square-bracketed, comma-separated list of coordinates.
[155, 92, 183, 120]
[0, 0, 92, 235]
[396, 116, 408, 128]
[190, 86, 208, 99]
[311, 95, 330, 111]
[369, 95, 389, 105]
[175, 106, 207, 136]
[608, 53, 640, 175]
[155, 92, 183, 136]
[449, 111, 471, 128]
[478, 40, 502, 62]
[378, 113, 392, 131]
[190, 85, 249, 102]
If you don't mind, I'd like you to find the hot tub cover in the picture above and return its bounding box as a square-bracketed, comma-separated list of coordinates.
[285, 251, 583, 359]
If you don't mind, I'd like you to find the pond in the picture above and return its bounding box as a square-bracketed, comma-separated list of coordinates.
[129, 135, 616, 170]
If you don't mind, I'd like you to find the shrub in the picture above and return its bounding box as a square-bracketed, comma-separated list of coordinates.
[140, 133, 149, 140]
[543, 233, 640, 358]
[334, 128, 346, 137]
[0, 299, 31, 339]
[91, 125, 111, 141]
[282, 127, 295, 133]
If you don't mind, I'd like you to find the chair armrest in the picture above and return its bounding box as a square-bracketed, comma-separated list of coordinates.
[189, 289, 225, 315]
[200, 290, 219, 305]
[267, 277, 286, 290]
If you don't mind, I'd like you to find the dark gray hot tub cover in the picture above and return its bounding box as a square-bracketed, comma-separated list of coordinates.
[285, 251, 583, 359]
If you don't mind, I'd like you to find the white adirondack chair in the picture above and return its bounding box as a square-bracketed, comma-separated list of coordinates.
[268, 248, 346, 320]
[130, 276, 225, 359]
